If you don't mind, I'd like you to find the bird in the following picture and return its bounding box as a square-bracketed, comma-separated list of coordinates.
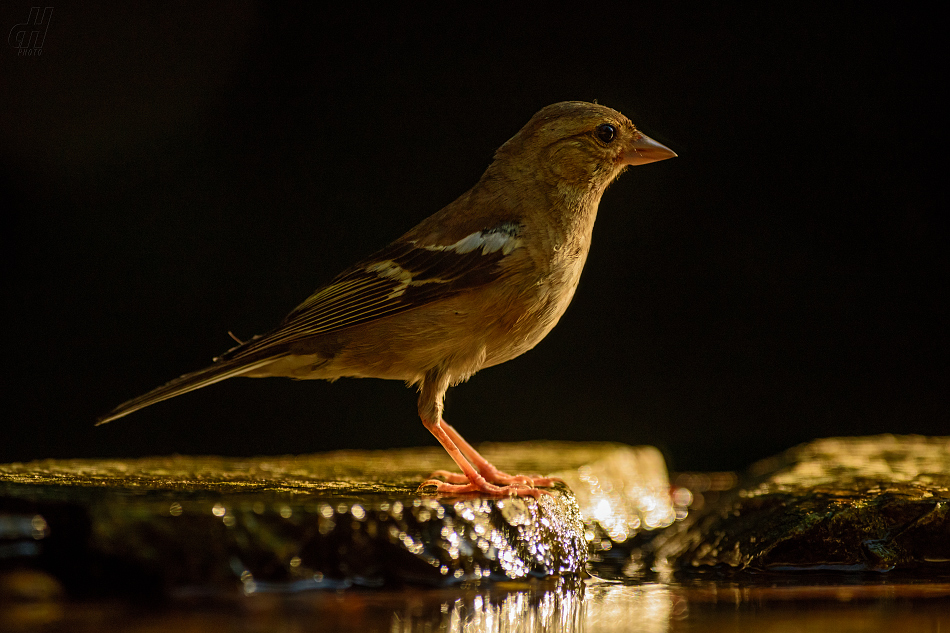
[97, 101, 676, 496]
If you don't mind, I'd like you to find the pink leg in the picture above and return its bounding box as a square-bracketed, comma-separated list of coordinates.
[439, 420, 562, 488]
[420, 418, 545, 498]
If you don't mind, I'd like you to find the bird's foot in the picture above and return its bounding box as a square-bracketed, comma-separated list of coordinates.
[420, 418, 561, 497]
[422, 466, 562, 498]
[427, 467, 561, 487]
[475, 463, 564, 488]
[419, 474, 548, 498]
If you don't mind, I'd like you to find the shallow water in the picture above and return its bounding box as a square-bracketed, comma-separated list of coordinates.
[4, 573, 948, 632]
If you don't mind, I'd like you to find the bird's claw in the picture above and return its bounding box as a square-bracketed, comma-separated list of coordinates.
[418, 477, 549, 498]
[419, 466, 559, 498]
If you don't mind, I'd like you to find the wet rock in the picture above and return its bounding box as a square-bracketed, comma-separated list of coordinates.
[0, 442, 672, 594]
[651, 435, 950, 572]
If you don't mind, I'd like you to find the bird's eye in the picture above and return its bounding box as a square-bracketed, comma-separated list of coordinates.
[595, 123, 616, 144]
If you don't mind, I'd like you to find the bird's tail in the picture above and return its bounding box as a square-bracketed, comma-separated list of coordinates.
[96, 355, 281, 426]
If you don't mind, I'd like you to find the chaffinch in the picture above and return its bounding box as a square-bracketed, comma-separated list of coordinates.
[98, 101, 676, 496]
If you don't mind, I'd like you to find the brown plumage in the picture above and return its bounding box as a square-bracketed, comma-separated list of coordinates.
[97, 101, 676, 496]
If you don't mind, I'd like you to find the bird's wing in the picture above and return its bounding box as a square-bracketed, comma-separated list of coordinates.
[221, 221, 524, 359]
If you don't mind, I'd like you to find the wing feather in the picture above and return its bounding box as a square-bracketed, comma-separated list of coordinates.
[221, 223, 524, 360]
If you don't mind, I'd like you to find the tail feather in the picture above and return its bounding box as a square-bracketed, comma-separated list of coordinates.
[96, 355, 281, 426]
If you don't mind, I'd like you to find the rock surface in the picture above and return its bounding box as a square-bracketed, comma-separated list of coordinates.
[648, 435, 950, 572]
[9, 433, 944, 598]
[0, 442, 672, 594]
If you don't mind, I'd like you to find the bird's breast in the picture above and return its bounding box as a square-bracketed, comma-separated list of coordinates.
[479, 245, 589, 368]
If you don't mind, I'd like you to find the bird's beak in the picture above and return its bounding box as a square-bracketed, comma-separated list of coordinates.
[620, 133, 677, 166]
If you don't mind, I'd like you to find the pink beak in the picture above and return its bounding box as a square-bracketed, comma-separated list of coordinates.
[620, 133, 677, 166]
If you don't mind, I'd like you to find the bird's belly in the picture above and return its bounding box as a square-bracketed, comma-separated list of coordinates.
[482, 291, 576, 367]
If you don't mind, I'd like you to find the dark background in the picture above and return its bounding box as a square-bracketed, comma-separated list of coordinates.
[1, 4, 945, 472]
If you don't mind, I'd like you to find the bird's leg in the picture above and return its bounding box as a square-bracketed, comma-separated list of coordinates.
[417, 369, 543, 497]
[421, 418, 509, 492]
[439, 420, 562, 488]
[421, 418, 544, 498]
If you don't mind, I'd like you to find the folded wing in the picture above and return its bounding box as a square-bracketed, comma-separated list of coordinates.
[220, 222, 524, 360]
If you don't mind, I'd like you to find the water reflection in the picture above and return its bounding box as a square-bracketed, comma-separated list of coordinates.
[4, 571, 949, 632]
[388, 579, 675, 633]
[379, 578, 950, 633]
[579, 581, 675, 633]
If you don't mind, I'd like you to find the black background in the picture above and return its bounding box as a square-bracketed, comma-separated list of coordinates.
[1, 4, 945, 471]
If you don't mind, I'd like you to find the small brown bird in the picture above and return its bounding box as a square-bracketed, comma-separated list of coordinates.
[98, 101, 676, 496]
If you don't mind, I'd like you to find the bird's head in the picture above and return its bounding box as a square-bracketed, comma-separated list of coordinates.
[493, 101, 676, 198]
